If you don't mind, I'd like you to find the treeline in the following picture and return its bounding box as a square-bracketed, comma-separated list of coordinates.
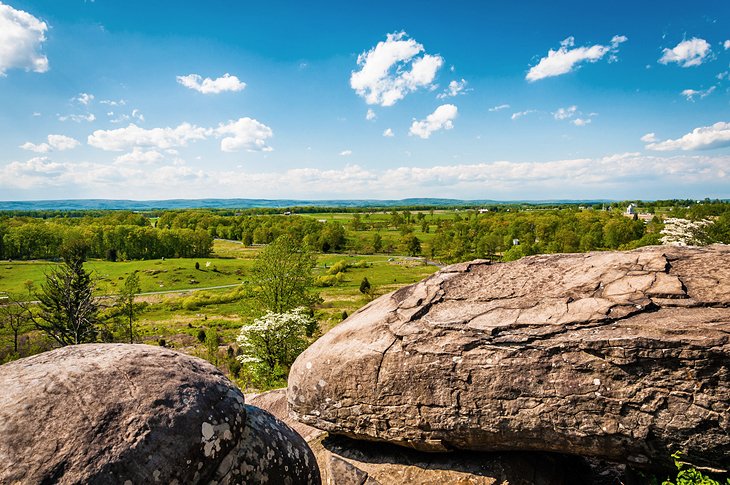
[0, 219, 212, 261]
[157, 212, 347, 253]
[427, 209, 660, 263]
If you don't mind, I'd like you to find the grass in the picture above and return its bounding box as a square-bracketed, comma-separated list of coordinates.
[0, 239, 439, 367]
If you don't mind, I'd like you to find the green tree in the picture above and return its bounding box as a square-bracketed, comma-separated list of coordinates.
[405, 235, 422, 256]
[359, 277, 371, 295]
[372, 233, 383, 253]
[29, 246, 99, 346]
[0, 294, 30, 354]
[117, 271, 141, 344]
[251, 235, 319, 313]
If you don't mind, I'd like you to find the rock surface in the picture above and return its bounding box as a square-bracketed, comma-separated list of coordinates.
[0, 344, 320, 484]
[288, 245, 730, 471]
[257, 387, 615, 485]
[213, 404, 321, 484]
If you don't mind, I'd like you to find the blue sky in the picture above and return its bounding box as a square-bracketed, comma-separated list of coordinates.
[0, 0, 729, 201]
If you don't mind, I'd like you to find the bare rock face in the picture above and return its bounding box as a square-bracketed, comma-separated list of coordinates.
[288, 246, 730, 471]
[0, 344, 320, 485]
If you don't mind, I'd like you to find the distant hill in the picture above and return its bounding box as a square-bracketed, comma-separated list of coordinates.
[0, 198, 615, 211]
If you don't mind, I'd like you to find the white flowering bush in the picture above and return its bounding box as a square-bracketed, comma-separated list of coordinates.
[236, 307, 315, 372]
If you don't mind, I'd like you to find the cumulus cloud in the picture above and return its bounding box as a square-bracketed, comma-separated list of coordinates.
[350, 31, 443, 106]
[176, 73, 246, 94]
[645, 122, 730, 151]
[526, 35, 627, 82]
[409, 104, 458, 139]
[511, 110, 536, 121]
[572, 118, 591, 126]
[383, 128, 394, 137]
[0, 2, 48, 76]
[641, 133, 657, 143]
[214, 117, 273, 152]
[88, 122, 208, 151]
[724, 40, 730, 50]
[88, 118, 273, 153]
[3, 153, 728, 200]
[437, 79, 468, 99]
[680, 86, 716, 101]
[488, 104, 510, 112]
[659, 38, 712, 67]
[366, 109, 376, 121]
[20, 134, 80, 153]
[339, 150, 352, 156]
[114, 148, 165, 165]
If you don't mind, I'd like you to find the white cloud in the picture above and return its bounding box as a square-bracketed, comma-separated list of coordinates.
[383, 128, 394, 137]
[132, 109, 144, 122]
[176, 73, 246, 94]
[214, 117, 273, 152]
[659, 38, 711, 67]
[339, 150, 352, 156]
[74, 93, 94, 106]
[680, 86, 716, 101]
[641, 133, 657, 143]
[58, 113, 96, 123]
[3, 153, 727, 199]
[572, 118, 591, 126]
[409, 104, 457, 139]
[437, 79, 467, 99]
[645, 122, 730, 151]
[725, 40, 730, 50]
[553, 105, 578, 120]
[350, 31, 444, 106]
[88, 122, 208, 151]
[366, 109, 376, 121]
[0, 3, 48, 76]
[100, 99, 126, 106]
[20, 134, 80, 153]
[526, 35, 627, 82]
[108, 108, 144, 124]
[488, 104, 510, 112]
[89, 118, 273, 153]
[114, 148, 164, 165]
[511, 110, 536, 121]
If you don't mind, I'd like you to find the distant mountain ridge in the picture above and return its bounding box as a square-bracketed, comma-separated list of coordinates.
[0, 198, 615, 211]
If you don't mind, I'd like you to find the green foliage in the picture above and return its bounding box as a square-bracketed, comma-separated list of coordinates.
[197, 328, 207, 342]
[662, 452, 730, 485]
[116, 271, 140, 343]
[359, 277, 371, 295]
[29, 249, 100, 346]
[251, 235, 319, 312]
[205, 327, 219, 365]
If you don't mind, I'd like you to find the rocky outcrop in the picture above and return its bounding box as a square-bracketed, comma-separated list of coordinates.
[0, 344, 320, 485]
[257, 388, 630, 484]
[288, 245, 730, 471]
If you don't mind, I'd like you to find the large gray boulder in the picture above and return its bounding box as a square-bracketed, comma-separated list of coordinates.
[288, 246, 730, 471]
[0, 344, 320, 484]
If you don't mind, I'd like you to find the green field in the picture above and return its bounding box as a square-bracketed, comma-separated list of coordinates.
[0, 239, 439, 374]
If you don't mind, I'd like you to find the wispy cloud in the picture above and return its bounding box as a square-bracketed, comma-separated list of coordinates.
[488, 104, 510, 112]
[526, 35, 627, 82]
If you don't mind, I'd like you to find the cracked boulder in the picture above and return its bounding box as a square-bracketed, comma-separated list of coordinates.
[0, 344, 320, 485]
[288, 245, 730, 471]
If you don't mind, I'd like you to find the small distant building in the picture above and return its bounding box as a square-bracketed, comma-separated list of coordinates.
[283, 211, 292, 216]
[626, 204, 636, 215]
[512, 238, 520, 246]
